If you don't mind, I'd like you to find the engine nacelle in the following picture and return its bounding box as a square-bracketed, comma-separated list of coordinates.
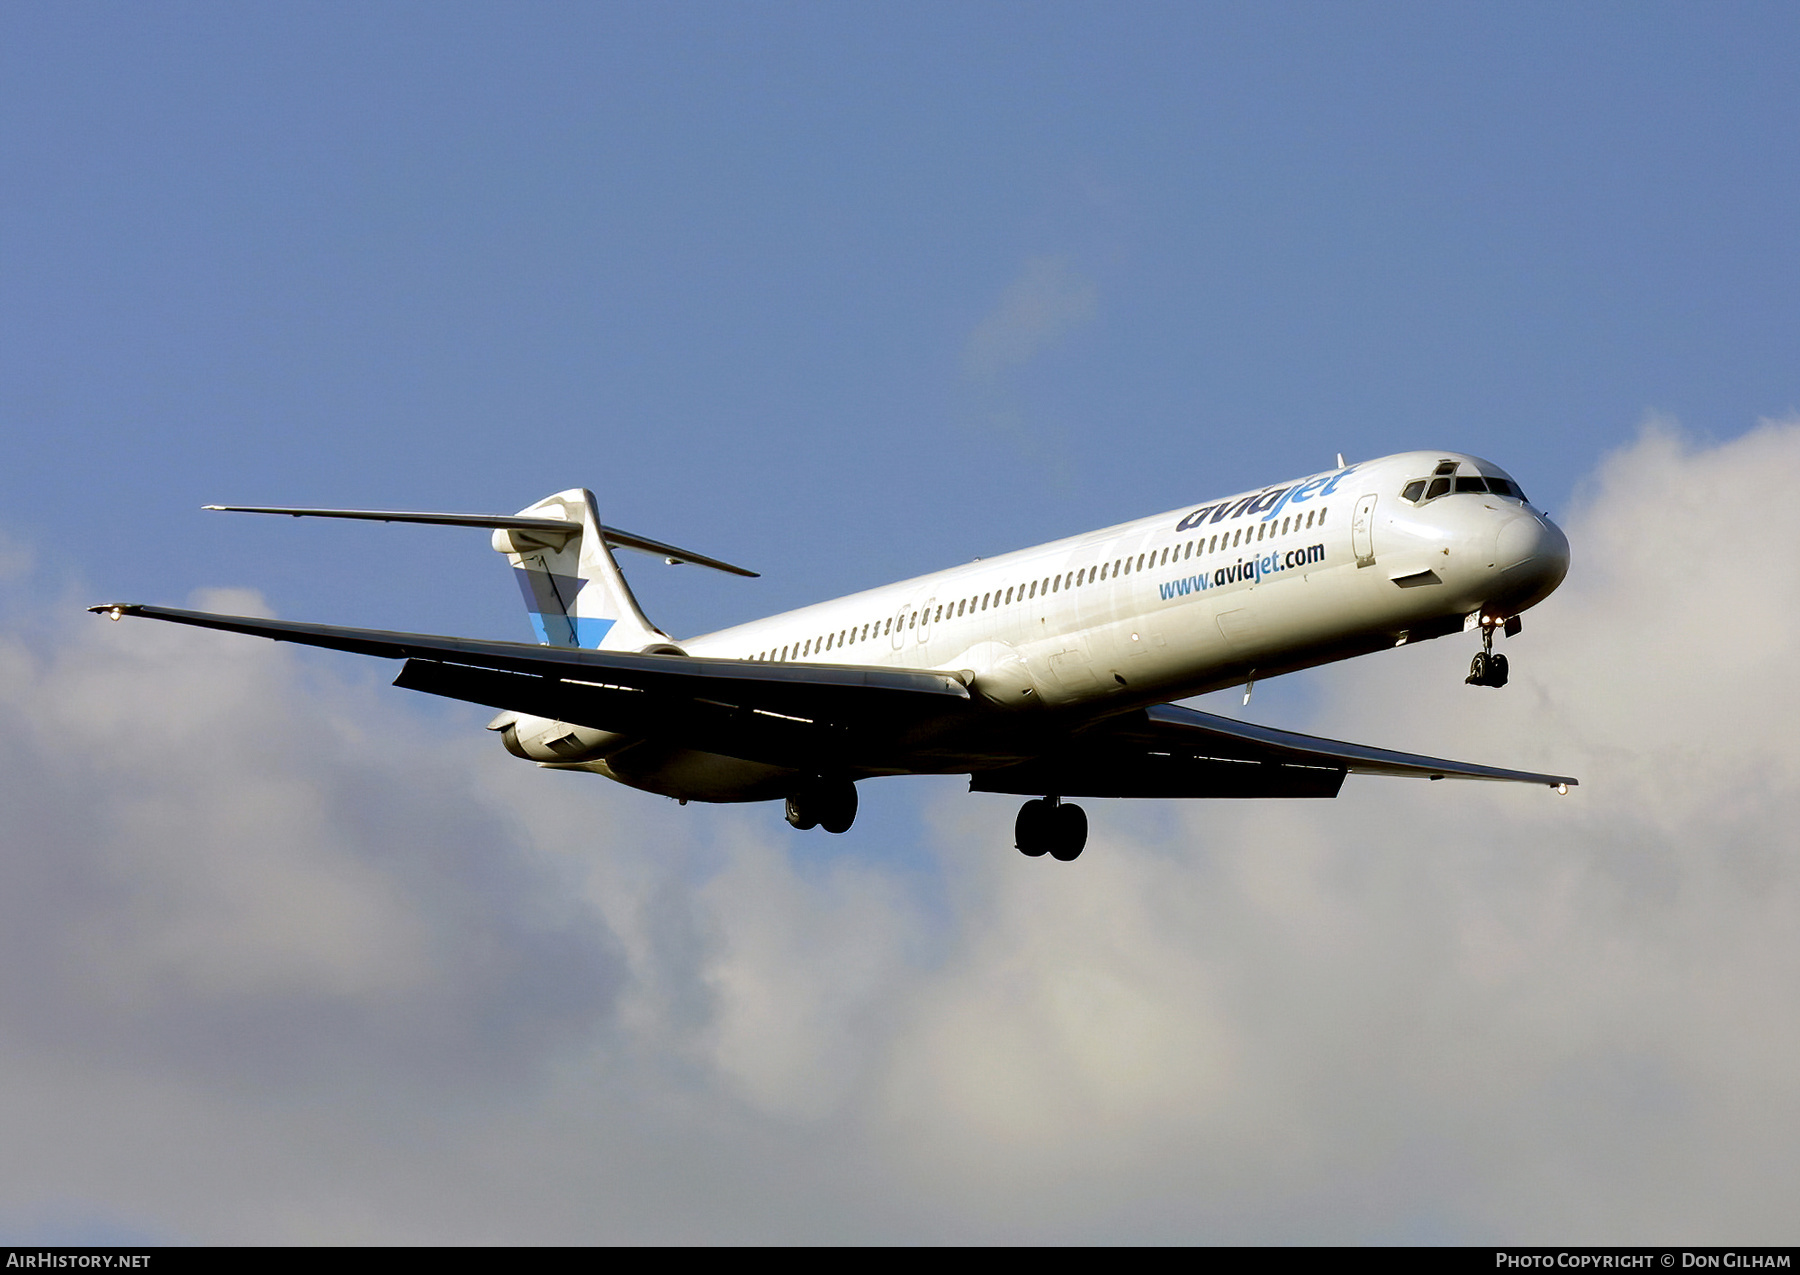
[956, 641, 1043, 709]
[491, 712, 631, 764]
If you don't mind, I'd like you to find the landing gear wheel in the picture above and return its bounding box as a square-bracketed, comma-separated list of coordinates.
[1016, 799, 1088, 860]
[784, 796, 818, 831]
[785, 778, 858, 833]
[1048, 803, 1088, 862]
[1487, 652, 1509, 688]
[819, 782, 858, 835]
[1015, 799, 1052, 856]
[1467, 651, 1489, 685]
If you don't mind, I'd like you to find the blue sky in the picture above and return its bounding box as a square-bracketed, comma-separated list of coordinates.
[1, 2, 1797, 1243]
[6, 3, 1795, 636]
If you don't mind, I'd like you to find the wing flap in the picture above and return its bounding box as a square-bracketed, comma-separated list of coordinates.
[395, 660, 888, 771]
[970, 753, 1346, 799]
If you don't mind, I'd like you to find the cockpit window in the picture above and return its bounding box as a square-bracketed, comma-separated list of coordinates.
[1405, 464, 1529, 505]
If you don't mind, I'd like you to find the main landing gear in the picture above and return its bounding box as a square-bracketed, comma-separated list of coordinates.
[1466, 616, 1510, 688]
[786, 777, 858, 834]
[1015, 797, 1088, 862]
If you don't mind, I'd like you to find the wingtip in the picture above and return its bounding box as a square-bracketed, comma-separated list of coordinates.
[88, 603, 138, 620]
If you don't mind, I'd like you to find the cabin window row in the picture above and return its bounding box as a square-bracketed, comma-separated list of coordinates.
[748, 505, 1330, 661]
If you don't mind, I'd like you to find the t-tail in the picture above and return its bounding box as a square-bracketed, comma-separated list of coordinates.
[202, 493, 757, 653]
[491, 488, 671, 652]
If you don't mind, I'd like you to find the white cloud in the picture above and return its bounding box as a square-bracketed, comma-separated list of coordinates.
[1, 420, 1797, 1241]
[962, 255, 1098, 382]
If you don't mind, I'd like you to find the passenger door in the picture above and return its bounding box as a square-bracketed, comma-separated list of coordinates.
[1352, 493, 1378, 567]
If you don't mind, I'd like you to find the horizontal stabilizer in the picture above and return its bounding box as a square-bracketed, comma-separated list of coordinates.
[203, 505, 759, 577]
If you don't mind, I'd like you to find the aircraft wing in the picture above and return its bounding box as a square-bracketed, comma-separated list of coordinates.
[89, 605, 969, 769]
[969, 701, 1578, 798]
[91, 604, 1577, 794]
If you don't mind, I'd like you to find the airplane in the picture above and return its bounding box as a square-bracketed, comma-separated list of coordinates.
[91, 450, 1575, 862]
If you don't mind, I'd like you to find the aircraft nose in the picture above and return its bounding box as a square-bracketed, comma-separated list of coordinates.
[1493, 509, 1570, 601]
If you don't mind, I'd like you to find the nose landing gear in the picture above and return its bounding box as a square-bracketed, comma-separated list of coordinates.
[1015, 797, 1088, 861]
[1466, 616, 1510, 688]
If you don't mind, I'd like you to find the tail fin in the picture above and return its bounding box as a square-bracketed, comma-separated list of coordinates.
[491, 489, 672, 652]
[203, 495, 757, 653]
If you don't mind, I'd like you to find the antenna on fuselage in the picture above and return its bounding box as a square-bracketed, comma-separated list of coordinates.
[1336, 453, 1345, 469]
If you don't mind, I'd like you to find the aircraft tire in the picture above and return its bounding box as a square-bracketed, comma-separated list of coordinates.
[784, 794, 819, 831]
[1015, 799, 1051, 856]
[820, 781, 858, 835]
[1048, 803, 1088, 862]
[1489, 653, 1509, 687]
[1467, 652, 1489, 685]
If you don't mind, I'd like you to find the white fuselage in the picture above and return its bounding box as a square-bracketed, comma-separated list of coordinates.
[555, 450, 1570, 801]
[688, 451, 1565, 700]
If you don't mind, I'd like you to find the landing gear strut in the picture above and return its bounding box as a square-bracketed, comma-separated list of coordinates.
[1015, 796, 1088, 862]
[785, 777, 858, 834]
[1466, 618, 1510, 688]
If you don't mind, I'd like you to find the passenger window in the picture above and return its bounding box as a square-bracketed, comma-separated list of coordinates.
[1426, 477, 1450, 499]
[1320, 507, 1328, 524]
[1136, 554, 1145, 571]
[1256, 524, 1265, 541]
[1208, 535, 1217, 552]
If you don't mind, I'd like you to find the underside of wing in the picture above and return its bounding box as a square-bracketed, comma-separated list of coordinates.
[970, 700, 1577, 798]
[90, 604, 971, 771]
